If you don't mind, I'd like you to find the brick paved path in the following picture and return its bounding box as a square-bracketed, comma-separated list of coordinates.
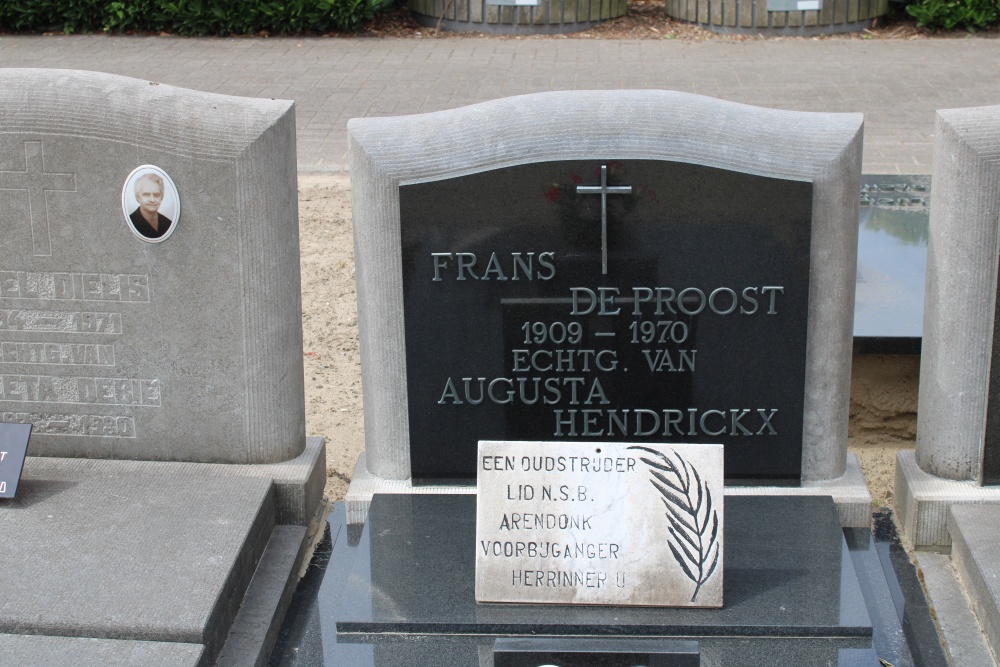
[3, 35, 999, 172]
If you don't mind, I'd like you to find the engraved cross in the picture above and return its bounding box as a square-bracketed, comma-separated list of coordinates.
[0, 141, 77, 257]
[576, 163, 632, 275]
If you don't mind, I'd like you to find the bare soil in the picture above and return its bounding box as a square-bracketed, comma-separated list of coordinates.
[299, 173, 918, 507]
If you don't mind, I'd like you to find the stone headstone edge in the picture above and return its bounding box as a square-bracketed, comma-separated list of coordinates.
[348, 90, 863, 484]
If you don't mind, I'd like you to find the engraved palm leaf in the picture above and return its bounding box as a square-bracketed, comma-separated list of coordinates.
[628, 446, 720, 602]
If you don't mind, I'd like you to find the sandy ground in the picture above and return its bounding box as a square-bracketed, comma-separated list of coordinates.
[298, 173, 918, 509]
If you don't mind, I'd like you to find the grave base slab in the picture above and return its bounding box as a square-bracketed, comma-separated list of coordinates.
[0, 440, 326, 666]
[894, 449, 1000, 548]
[0, 634, 206, 667]
[337, 494, 872, 638]
[345, 451, 871, 527]
[268, 500, 949, 666]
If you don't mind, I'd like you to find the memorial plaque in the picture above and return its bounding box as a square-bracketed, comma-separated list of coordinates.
[403, 160, 811, 484]
[0, 422, 31, 498]
[475, 440, 724, 607]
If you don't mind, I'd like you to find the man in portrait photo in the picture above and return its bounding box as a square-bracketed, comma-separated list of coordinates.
[129, 172, 172, 239]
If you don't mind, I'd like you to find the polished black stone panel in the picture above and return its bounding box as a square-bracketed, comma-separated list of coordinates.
[401, 161, 812, 484]
[333, 494, 869, 637]
[853, 174, 929, 355]
[867, 513, 949, 666]
[983, 275, 1000, 484]
[269, 503, 952, 667]
[0, 422, 31, 498]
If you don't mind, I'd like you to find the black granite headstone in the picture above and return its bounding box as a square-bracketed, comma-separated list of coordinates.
[0, 422, 31, 498]
[401, 160, 812, 485]
[980, 155, 1000, 483]
[982, 291, 1000, 485]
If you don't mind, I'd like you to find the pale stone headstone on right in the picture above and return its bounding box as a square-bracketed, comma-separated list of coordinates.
[896, 104, 1000, 549]
[899, 140, 1000, 655]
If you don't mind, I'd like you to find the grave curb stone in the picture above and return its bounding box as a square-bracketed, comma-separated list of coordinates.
[347, 90, 863, 492]
[0, 68, 305, 465]
[947, 504, 1000, 662]
[893, 450, 1000, 548]
[215, 524, 309, 667]
[917, 553, 998, 666]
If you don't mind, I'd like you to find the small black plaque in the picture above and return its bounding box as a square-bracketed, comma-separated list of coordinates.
[401, 160, 812, 484]
[494, 637, 700, 667]
[0, 422, 31, 498]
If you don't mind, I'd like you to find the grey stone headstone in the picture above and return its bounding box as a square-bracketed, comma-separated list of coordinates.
[915, 104, 1000, 483]
[348, 90, 862, 485]
[0, 69, 304, 464]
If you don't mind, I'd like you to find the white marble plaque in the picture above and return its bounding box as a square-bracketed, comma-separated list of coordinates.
[476, 440, 724, 607]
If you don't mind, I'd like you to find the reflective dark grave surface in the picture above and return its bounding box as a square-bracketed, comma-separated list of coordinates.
[267, 174, 936, 665]
[269, 498, 947, 667]
[853, 174, 930, 354]
[402, 161, 812, 485]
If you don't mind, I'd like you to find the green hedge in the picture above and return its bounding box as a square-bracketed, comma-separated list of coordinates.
[904, 0, 999, 29]
[0, 0, 395, 34]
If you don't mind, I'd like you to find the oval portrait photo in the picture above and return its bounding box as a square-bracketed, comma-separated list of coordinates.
[121, 165, 180, 242]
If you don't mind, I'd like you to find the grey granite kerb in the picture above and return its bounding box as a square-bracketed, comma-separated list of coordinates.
[348, 90, 863, 484]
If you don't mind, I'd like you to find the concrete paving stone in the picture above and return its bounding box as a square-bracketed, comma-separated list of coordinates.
[0, 634, 206, 667]
[3, 36, 999, 172]
[865, 163, 904, 174]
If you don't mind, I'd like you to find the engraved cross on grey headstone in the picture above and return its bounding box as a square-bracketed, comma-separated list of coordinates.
[576, 163, 632, 275]
[0, 141, 77, 257]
